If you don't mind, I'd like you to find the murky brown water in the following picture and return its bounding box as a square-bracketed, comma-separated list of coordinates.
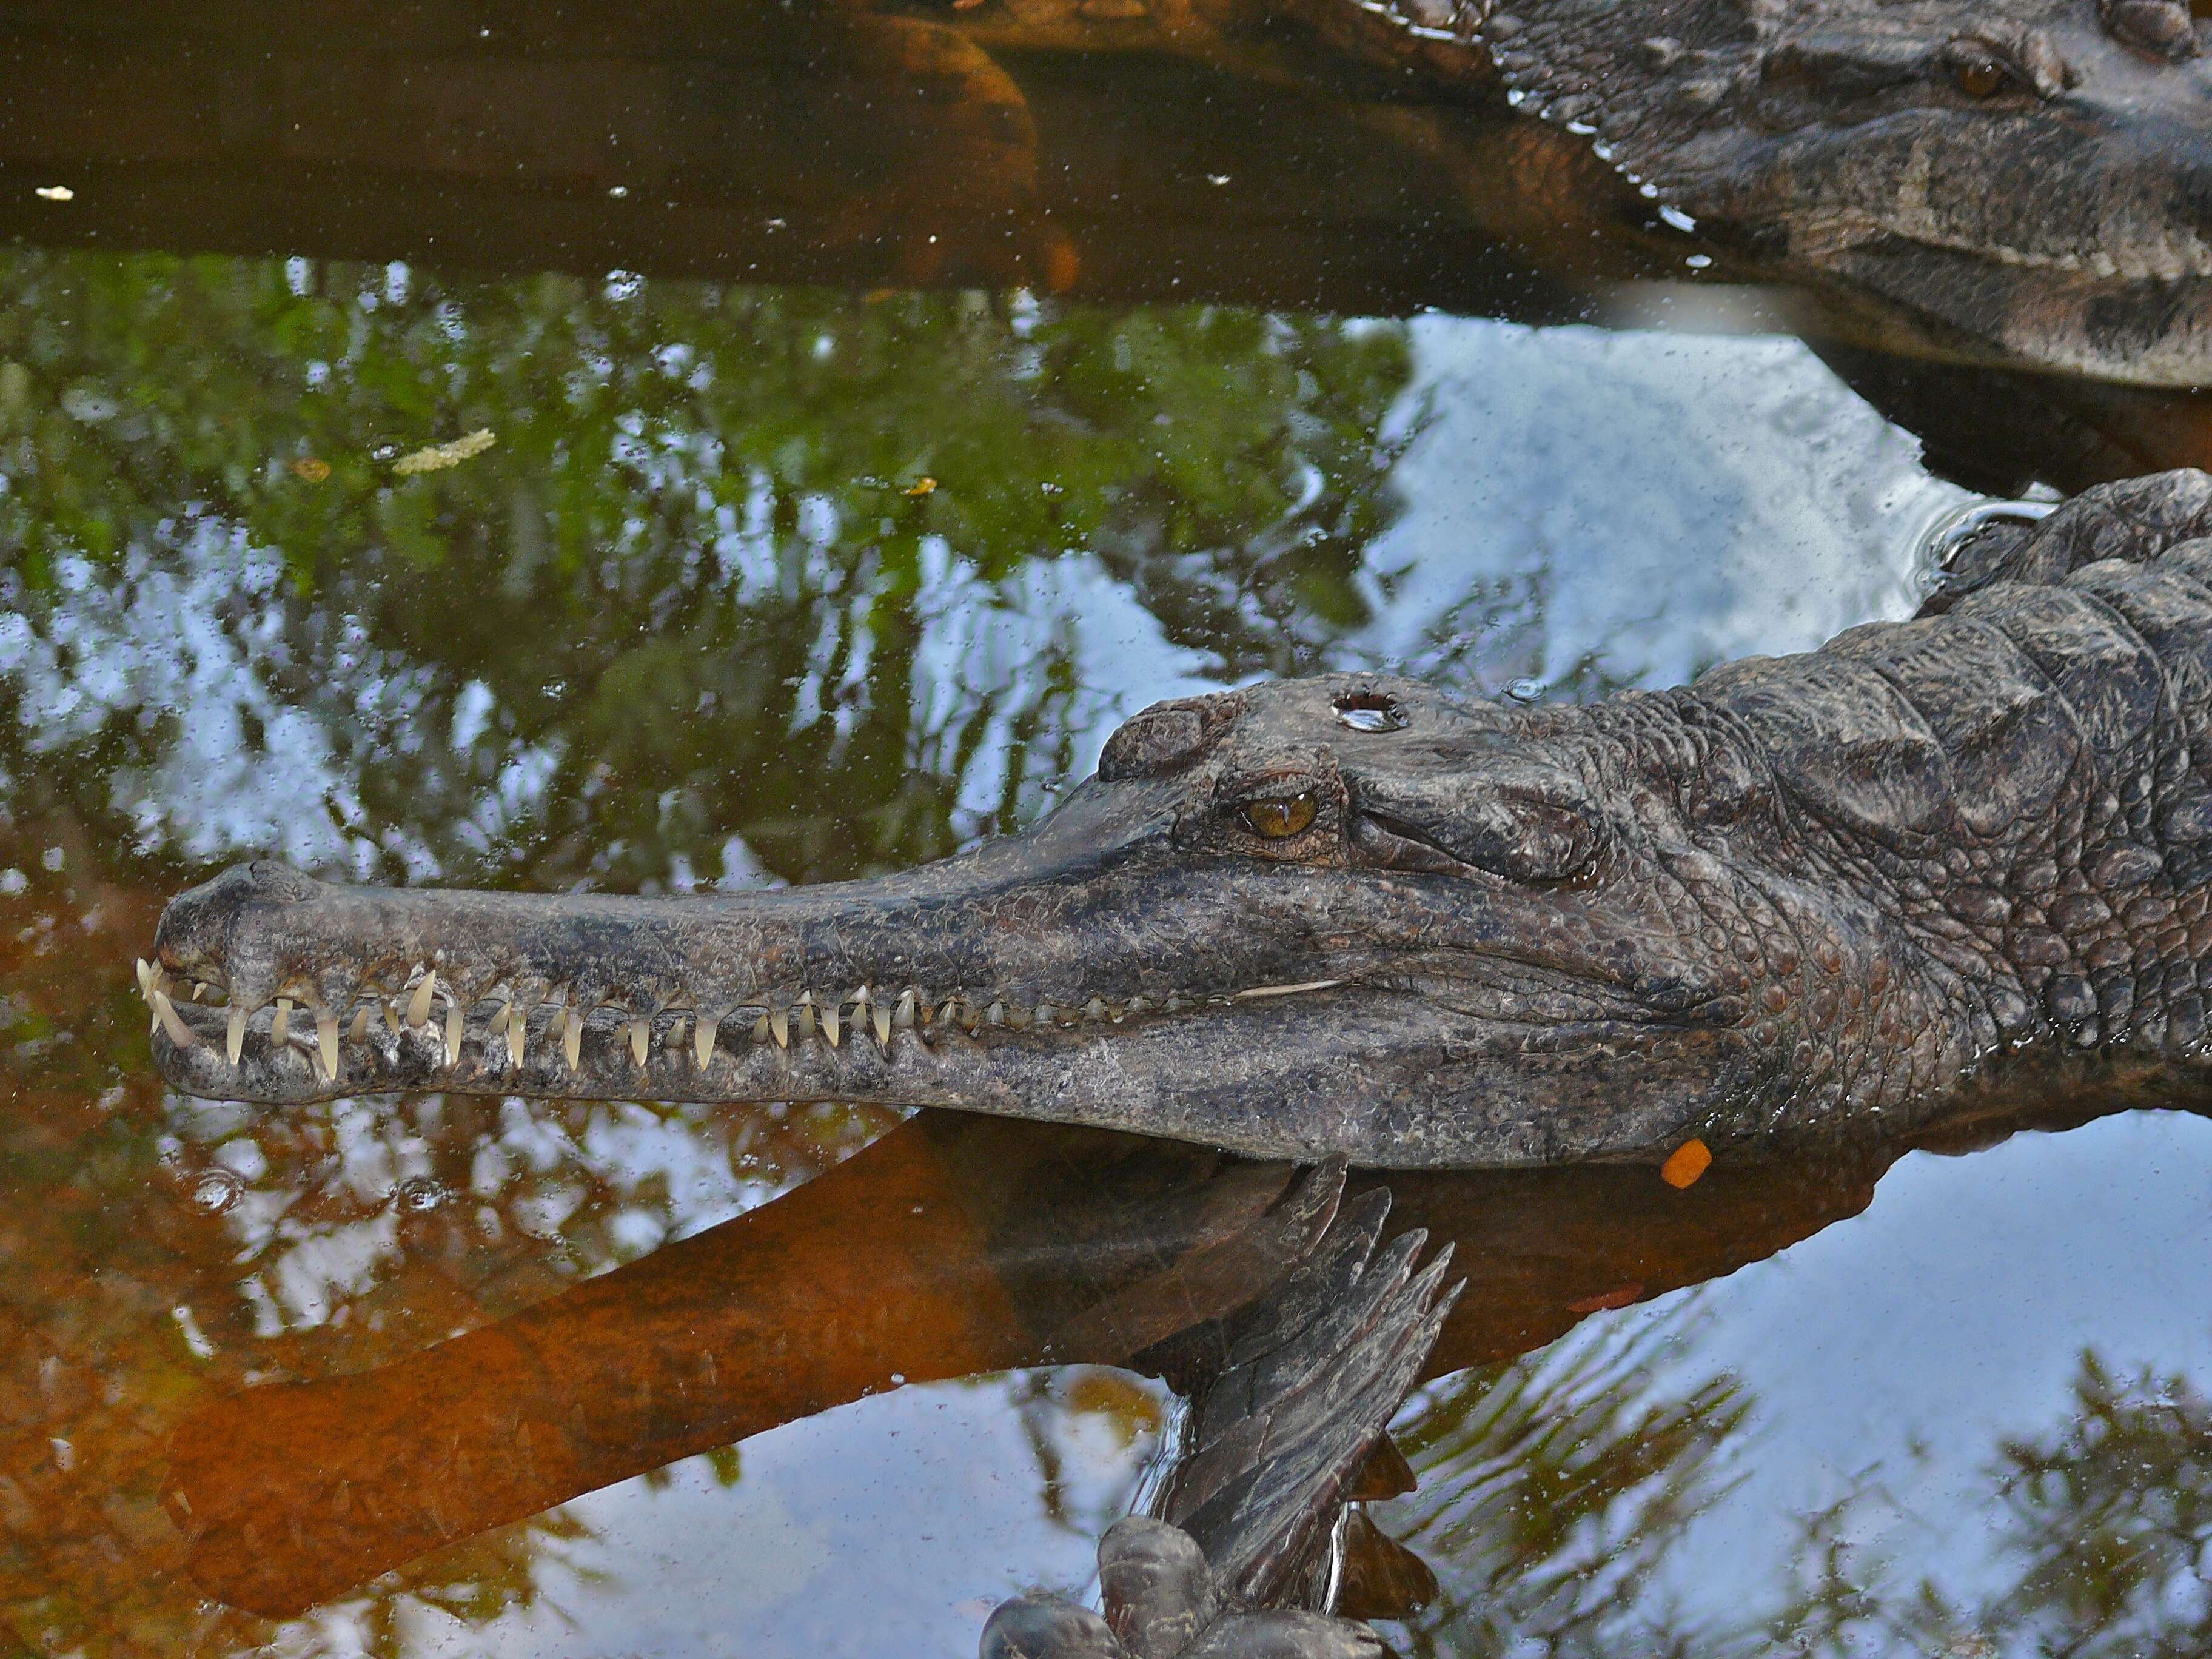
[5, 4, 2212, 1656]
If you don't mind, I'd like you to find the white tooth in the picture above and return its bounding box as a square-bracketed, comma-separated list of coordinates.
[227, 1005, 247, 1064]
[629, 1016, 650, 1067]
[383, 999, 402, 1036]
[694, 1012, 721, 1068]
[797, 1000, 816, 1040]
[1124, 994, 1150, 1015]
[938, 997, 960, 1026]
[407, 972, 437, 1028]
[1004, 1004, 1031, 1030]
[349, 1004, 370, 1043]
[150, 988, 195, 1047]
[769, 1008, 789, 1050]
[752, 1013, 770, 1042]
[1035, 1003, 1058, 1024]
[873, 1003, 892, 1049]
[489, 1002, 511, 1036]
[1084, 997, 1107, 1021]
[318, 1010, 340, 1082]
[190, 982, 206, 1002]
[985, 1000, 1005, 1026]
[822, 1005, 840, 1048]
[446, 1001, 466, 1067]
[135, 958, 154, 999]
[563, 1007, 583, 1070]
[272, 998, 292, 1045]
[1232, 979, 1345, 1001]
[508, 1007, 528, 1068]
[1164, 992, 1187, 1011]
[893, 990, 917, 1028]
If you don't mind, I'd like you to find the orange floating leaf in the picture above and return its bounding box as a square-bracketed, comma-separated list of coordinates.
[289, 456, 332, 483]
[1661, 1138, 1712, 1189]
[905, 477, 937, 497]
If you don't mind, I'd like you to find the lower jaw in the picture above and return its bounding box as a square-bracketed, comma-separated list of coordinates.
[149, 990, 1743, 1168]
[1823, 241, 2212, 387]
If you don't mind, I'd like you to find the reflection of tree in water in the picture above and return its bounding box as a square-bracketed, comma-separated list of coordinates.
[0, 253, 1416, 1653]
[0, 809, 902, 1653]
[1003, 1365, 1171, 1538]
[0, 249, 1413, 894]
[1773, 1353, 2212, 1659]
[1381, 1315, 2212, 1659]
[1377, 1309, 1750, 1658]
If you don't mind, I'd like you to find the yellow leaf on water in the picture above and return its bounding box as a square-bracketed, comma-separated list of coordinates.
[391, 428, 497, 477]
[1660, 1138, 1712, 1190]
[905, 477, 936, 497]
[288, 457, 332, 483]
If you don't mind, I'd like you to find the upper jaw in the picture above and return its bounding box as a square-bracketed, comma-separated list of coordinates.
[142, 970, 1376, 1110]
[139, 847, 1379, 1104]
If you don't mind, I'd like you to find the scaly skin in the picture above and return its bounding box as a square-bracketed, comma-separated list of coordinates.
[144, 471, 2212, 1167]
[1280, 0, 2212, 386]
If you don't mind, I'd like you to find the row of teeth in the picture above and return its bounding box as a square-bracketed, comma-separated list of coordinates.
[135, 959, 1342, 1085]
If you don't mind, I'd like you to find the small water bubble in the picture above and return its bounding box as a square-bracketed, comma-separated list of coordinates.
[1503, 679, 1542, 705]
[190, 1169, 245, 1214]
[1333, 691, 1408, 732]
[396, 1176, 447, 1213]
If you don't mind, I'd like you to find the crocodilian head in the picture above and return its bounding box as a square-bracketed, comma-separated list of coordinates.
[144, 674, 1943, 1168]
[1488, 0, 2212, 385]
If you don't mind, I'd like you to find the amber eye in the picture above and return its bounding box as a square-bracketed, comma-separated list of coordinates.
[1239, 793, 1318, 840]
[1950, 52, 2008, 96]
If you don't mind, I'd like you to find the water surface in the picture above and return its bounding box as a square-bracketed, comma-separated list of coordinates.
[2, 12, 2210, 1657]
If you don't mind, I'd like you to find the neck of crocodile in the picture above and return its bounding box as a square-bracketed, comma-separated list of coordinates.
[145, 471, 2212, 1167]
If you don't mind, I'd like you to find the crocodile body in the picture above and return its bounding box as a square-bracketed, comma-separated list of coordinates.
[951, 0, 2212, 385]
[141, 471, 2212, 1167]
[1296, 0, 2212, 386]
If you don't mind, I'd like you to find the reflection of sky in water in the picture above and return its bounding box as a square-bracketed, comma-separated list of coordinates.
[362, 1380, 1167, 1659]
[0, 317, 1965, 876]
[1354, 320, 1966, 693]
[1391, 1107, 2212, 1645]
[0, 528, 360, 866]
[1677, 1110, 2212, 1626]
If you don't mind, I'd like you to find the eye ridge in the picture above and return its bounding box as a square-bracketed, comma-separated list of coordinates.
[1237, 791, 1319, 840]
